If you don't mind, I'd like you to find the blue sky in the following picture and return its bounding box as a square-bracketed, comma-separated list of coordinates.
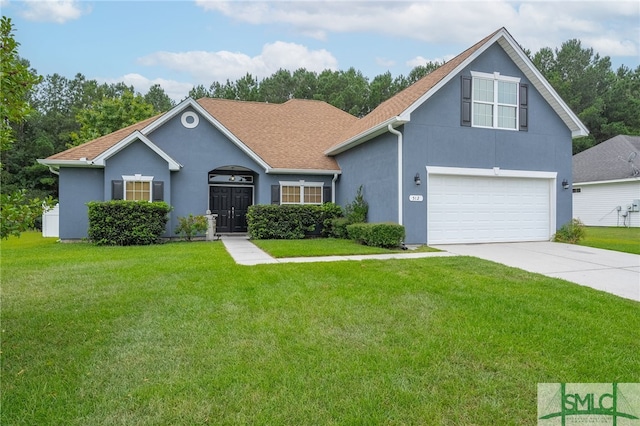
[3, 0, 639, 102]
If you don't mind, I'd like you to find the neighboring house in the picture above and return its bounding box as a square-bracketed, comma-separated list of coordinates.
[39, 27, 588, 244]
[572, 135, 640, 227]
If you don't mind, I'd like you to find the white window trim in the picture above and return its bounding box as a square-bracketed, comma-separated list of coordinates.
[122, 174, 154, 201]
[279, 180, 324, 205]
[470, 71, 520, 131]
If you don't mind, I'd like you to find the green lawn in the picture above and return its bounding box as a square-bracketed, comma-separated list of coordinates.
[252, 237, 438, 258]
[578, 226, 640, 254]
[2, 233, 639, 425]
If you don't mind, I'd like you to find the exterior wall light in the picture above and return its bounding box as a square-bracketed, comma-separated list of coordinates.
[414, 173, 421, 185]
[562, 179, 569, 190]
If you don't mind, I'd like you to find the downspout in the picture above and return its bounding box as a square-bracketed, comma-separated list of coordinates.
[47, 166, 60, 176]
[331, 173, 339, 203]
[387, 124, 403, 225]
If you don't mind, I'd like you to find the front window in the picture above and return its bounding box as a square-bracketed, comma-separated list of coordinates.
[123, 174, 153, 201]
[472, 71, 519, 130]
[280, 181, 323, 205]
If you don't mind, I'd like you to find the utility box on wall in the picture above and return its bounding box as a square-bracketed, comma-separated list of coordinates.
[632, 199, 640, 212]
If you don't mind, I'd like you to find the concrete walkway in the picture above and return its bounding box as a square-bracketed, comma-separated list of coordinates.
[220, 235, 457, 266]
[433, 242, 640, 302]
[221, 236, 639, 302]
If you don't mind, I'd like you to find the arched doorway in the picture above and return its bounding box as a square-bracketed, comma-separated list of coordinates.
[208, 166, 255, 233]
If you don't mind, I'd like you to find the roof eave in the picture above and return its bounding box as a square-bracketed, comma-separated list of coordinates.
[266, 168, 342, 175]
[37, 158, 100, 169]
[326, 116, 409, 156]
[574, 177, 640, 185]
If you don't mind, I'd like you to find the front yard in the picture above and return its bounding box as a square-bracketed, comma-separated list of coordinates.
[578, 226, 640, 254]
[1, 233, 639, 425]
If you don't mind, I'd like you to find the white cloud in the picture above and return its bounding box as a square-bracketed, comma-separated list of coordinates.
[197, 1, 639, 60]
[406, 54, 455, 68]
[100, 74, 194, 103]
[19, 0, 88, 23]
[137, 41, 338, 83]
[375, 57, 395, 68]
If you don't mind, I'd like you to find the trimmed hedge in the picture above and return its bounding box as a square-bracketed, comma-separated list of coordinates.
[87, 201, 171, 246]
[247, 203, 342, 240]
[346, 222, 405, 248]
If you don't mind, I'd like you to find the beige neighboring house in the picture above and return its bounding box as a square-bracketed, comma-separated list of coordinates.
[572, 135, 640, 227]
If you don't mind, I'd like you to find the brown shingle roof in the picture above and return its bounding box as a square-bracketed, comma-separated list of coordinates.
[45, 98, 358, 171]
[48, 115, 161, 161]
[197, 98, 358, 170]
[45, 28, 503, 171]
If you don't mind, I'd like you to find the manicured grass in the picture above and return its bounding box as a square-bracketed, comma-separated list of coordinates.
[578, 226, 640, 254]
[252, 237, 438, 258]
[2, 232, 639, 425]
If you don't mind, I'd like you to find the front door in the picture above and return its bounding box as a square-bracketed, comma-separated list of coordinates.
[210, 186, 253, 233]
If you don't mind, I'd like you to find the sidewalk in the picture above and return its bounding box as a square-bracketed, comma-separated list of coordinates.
[220, 235, 457, 266]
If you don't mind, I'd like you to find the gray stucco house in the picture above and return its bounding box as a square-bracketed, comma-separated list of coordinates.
[39, 28, 588, 244]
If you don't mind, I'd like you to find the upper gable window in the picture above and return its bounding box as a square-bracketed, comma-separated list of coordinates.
[470, 71, 521, 130]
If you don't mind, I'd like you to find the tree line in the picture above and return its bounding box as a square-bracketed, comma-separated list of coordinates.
[2, 14, 639, 215]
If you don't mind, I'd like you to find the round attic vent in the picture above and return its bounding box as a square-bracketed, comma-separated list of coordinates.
[181, 111, 199, 129]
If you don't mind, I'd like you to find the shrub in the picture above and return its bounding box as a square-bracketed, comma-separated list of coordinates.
[87, 201, 171, 246]
[320, 202, 344, 236]
[344, 185, 368, 224]
[553, 218, 586, 244]
[346, 222, 405, 248]
[247, 204, 317, 239]
[175, 214, 208, 241]
[327, 217, 350, 239]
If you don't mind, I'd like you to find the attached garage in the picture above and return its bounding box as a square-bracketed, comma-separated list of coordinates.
[426, 167, 557, 244]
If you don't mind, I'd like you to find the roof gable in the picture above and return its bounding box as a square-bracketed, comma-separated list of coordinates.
[94, 130, 182, 171]
[573, 135, 640, 183]
[326, 27, 588, 156]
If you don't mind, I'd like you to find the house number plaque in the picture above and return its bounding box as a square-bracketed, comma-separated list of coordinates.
[409, 195, 423, 202]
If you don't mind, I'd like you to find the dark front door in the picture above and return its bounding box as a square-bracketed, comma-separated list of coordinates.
[210, 186, 253, 233]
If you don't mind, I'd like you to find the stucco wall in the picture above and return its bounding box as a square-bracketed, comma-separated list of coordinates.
[334, 132, 399, 224]
[335, 43, 574, 244]
[58, 167, 104, 239]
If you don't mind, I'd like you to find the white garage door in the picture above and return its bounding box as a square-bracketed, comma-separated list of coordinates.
[428, 172, 553, 244]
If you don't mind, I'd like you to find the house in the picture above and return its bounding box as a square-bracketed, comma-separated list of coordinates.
[572, 135, 640, 227]
[39, 27, 588, 244]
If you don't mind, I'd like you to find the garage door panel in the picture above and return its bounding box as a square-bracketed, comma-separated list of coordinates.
[428, 174, 552, 244]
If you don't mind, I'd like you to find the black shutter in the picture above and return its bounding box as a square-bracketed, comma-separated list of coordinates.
[152, 181, 164, 202]
[461, 76, 472, 127]
[271, 185, 280, 204]
[519, 83, 528, 131]
[323, 186, 332, 203]
[112, 180, 124, 200]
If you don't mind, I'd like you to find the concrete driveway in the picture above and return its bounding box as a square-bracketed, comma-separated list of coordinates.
[432, 242, 640, 302]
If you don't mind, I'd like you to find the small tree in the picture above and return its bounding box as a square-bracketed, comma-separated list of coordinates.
[175, 214, 208, 241]
[344, 185, 368, 224]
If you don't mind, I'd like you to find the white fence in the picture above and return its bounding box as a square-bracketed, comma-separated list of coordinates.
[42, 204, 59, 237]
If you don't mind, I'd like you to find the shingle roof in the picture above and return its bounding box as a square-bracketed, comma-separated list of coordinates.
[196, 98, 358, 170]
[45, 98, 358, 171]
[573, 135, 640, 183]
[43, 27, 588, 173]
[47, 114, 161, 162]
